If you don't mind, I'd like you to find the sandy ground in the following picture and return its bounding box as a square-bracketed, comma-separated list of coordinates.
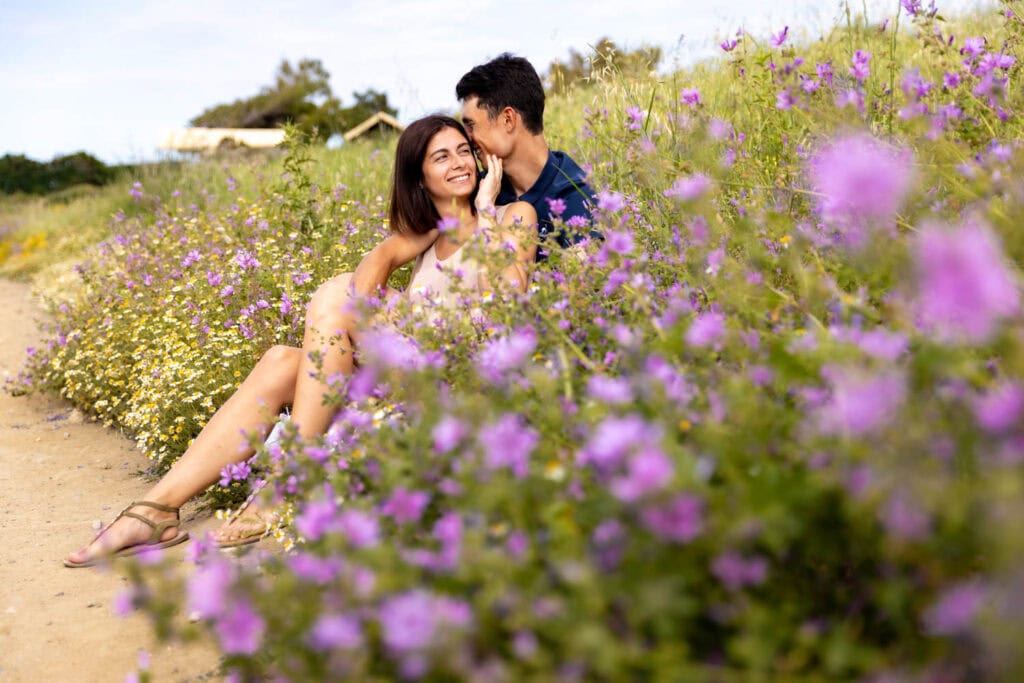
[0, 278, 223, 682]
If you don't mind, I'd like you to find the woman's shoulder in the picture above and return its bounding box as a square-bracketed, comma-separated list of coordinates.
[497, 200, 538, 226]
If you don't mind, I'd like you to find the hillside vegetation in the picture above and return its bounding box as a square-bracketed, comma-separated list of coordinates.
[7, 2, 1024, 680]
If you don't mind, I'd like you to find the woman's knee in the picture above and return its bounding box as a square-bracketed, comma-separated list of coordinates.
[253, 345, 302, 384]
[307, 272, 356, 328]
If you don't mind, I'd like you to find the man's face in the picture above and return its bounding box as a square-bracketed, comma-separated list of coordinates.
[460, 96, 509, 159]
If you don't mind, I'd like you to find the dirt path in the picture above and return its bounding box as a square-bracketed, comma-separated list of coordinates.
[0, 278, 221, 681]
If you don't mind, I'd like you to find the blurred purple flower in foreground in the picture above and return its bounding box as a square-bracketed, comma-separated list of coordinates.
[686, 312, 726, 348]
[850, 50, 871, 81]
[914, 221, 1020, 343]
[770, 25, 789, 47]
[924, 582, 985, 635]
[479, 414, 539, 479]
[215, 599, 265, 655]
[475, 327, 537, 383]
[663, 174, 711, 202]
[641, 494, 703, 542]
[309, 614, 363, 651]
[679, 87, 702, 106]
[972, 382, 1024, 434]
[432, 415, 467, 453]
[712, 552, 768, 590]
[187, 559, 233, 619]
[814, 366, 906, 436]
[808, 133, 914, 245]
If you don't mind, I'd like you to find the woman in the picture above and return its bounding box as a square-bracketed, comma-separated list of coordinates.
[65, 115, 537, 567]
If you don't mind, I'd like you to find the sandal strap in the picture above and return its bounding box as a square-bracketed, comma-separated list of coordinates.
[123, 500, 180, 515]
[116, 511, 181, 545]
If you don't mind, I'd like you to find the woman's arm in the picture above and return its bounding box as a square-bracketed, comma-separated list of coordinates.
[352, 230, 438, 296]
[492, 201, 537, 292]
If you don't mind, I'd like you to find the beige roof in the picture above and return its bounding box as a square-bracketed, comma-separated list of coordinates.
[159, 128, 287, 152]
[342, 112, 404, 142]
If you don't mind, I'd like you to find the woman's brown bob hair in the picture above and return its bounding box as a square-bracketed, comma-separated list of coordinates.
[388, 115, 477, 236]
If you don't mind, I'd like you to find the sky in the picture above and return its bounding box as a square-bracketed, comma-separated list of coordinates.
[0, 0, 996, 165]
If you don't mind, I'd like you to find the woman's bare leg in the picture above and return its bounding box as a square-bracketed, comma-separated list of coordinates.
[66, 345, 303, 564]
[213, 273, 384, 543]
[287, 273, 362, 440]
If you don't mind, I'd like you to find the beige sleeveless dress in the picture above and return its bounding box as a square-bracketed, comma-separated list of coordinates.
[406, 207, 508, 307]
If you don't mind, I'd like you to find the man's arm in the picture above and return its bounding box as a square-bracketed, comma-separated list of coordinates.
[351, 230, 438, 296]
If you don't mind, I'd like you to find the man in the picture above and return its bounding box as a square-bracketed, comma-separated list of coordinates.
[456, 53, 597, 260]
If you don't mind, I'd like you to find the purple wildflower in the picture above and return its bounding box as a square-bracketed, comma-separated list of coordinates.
[437, 215, 460, 233]
[816, 62, 834, 85]
[850, 50, 871, 81]
[478, 414, 538, 478]
[686, 311, 726, 348]
[309, 614, 363, 651]
[640, 494, 703, 542]
[815, 366, 906, 435]
[587, 374, 633, 404]
[288, 552, 343, 584]
[218, 460, 252, 487]
[382, 488, 431, 524]
[604, 230, 634, 255]
[338, 509, 380, 548]
[432, 415, 467, 453]
[546, 197, 567, 218]
[924, 582, 985, 635]
[625, 106, 644, 131]
[295, 495, 339, 542]
[361, 328, 429, 371]
[232, 249, 260, 270]
[883, 492, 930, 540]
[901, 0, 922, 14]
[776, 88, 797, 110]
[378, 591, 469, 654]
[808, 133, 914, 242]
[679, 88, 702, 106]
[712, 552, 769, 590]
[597, 190, 626, 213]
[610, 448, 675, 502]
[187, 559, 233, 619]
[960, 36, 986, 58]
[663, 174, 711, 201]
[914, 221, 1020, 343]
[972, 383, 1024, 433]
[578, 415, 660, 470]
[770, 25, 789, 47]
[215, 599, 265, 655]
[720, 39, 738, 52]
[475, 327, 537, 383]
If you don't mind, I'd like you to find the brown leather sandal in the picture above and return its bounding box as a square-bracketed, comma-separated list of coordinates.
[63, 500, 190, 568]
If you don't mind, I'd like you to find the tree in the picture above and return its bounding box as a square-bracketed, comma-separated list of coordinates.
[0, 152, 111, 195]
[546, 38, 663, 95]
[191, 59, 361, 141]
[342, 89, 398, 129]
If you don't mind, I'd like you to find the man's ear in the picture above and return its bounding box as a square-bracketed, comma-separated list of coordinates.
[501, 106, 518, 132]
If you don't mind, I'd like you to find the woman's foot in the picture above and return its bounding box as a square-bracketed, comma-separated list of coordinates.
[212, 501, 272, 548]
[65, 501, 187, 568]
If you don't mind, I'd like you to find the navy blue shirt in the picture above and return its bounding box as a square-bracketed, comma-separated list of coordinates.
[495, 151, 598, 262]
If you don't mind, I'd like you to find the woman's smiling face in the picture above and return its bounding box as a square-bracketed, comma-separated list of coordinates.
[421, 126, 477, 206]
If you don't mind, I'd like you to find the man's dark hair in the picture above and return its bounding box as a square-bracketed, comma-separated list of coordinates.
[456, 53, 545, 134]
[389, 115, 477, 236]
